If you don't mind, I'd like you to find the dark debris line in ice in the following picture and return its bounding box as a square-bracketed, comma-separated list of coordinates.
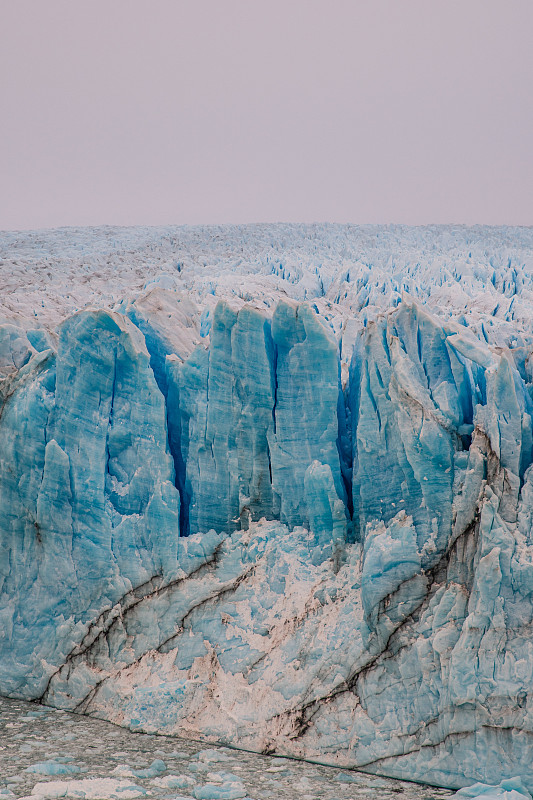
[0, 698, 451, 800]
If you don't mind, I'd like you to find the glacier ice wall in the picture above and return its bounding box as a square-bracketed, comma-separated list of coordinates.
[2, 225, 533, 791]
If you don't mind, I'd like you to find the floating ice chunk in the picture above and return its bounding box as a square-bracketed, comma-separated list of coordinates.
[189, 765, 248, 800]
[26, 777, 146, 799]
[193, 783, 247, 800]
[113, 759, 166, 778]
[206, 772, 243, 783]
[194, 750, 232, 764]
[335, 771, 366, 784]
[25, 760, 81, 775]
[20, 711, 47, 719]
[152, 774, 196, 789]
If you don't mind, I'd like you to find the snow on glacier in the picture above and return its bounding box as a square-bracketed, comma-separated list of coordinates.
[2, 224, 533, 792]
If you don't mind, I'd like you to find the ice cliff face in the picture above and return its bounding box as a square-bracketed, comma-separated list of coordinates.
[2, 225, 533, 791]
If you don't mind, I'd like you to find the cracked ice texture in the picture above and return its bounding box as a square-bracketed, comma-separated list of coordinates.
[2, 225, 533, 791]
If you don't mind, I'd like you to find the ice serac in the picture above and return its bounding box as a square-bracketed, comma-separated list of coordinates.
[166, 299, 276, 536]
[164, 298, 346, 540]
[52, 310, 180, 585]
[0, 309, 180, 696]
[352, 298, 480, 556]
[3, 280, 533, 792]
[268, 301, 347, 538]
[118, 288, 203, 533]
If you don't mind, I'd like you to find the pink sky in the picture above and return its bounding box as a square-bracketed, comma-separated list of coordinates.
[1, 0, 532, 229]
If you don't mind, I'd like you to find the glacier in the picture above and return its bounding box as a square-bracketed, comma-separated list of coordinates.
[2, 223, 533, 792]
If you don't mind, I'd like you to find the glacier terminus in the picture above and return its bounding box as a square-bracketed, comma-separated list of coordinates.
[2, 223, 533, 794]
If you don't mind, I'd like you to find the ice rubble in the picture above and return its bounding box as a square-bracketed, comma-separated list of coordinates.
[2, 224, 533, 792]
